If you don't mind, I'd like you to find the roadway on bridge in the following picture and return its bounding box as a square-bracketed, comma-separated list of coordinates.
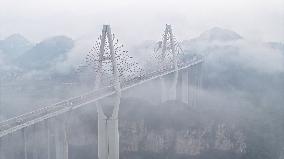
[0, 59, 203, 138]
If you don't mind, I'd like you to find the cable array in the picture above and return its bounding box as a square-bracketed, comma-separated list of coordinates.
[85, 34, 144, 86]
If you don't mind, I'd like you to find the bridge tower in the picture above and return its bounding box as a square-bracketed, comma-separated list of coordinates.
[154, 24, 182, 102]
[94, 25, 120, 159]
[86, 25, 142, 159]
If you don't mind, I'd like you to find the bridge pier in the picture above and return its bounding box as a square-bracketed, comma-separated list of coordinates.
[177, 69, 189, 104]
[55, 120, 63, 159]
[63, 117, 69, 159]
[97, 97, 120, 159]
[0, 137, 3, 159]
[170, 70, 178, 101]
[45, 120, 51, 159]
[21, 128, 28, 159]
[191, 63, 202, 107]
[97, 103, 108, 159]
[32, 125, 38, 159]
[160, 77, 167, 103]
[175, 60, 204, 106]
[161, 71, 178, 102]
[54, 117, 69, 159]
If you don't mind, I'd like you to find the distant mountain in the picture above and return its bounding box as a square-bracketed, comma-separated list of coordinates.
[17, 36, 74, 70]
[0, 34, 33, 58]
[179, 27, 244, 61]
[197, 27, 242, 42]
[183, 27, 242, 47]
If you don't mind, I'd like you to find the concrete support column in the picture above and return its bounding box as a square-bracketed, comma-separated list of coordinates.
[107, 118, 119, 159]
[45, 120, 51, 159]
[55, 120, 64, 159]
[22, 128, 28, 159]
[63, 116, 69, 159]
[32, 124, 38, 159]
[160, 77, 167, 103]
[54, 117, 69, 159]
[180, 70, 189, 104]
[192, 65, 198, 107]
[196, 63, 203, 107]
[170, 71, 178, 101]
[0, 137, 4, 159]
[98, 107, 108, 159]
[160, 71, 178, 102]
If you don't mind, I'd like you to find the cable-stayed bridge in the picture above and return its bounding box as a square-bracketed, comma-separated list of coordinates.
[0, 24, 204, 159]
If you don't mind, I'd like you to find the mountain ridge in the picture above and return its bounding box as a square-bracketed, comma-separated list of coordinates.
[16, 35, 74, 70]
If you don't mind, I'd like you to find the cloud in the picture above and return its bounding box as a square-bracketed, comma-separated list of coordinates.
[235, 41, 284, 73]
[54, 38, 93, 73]
[0, 50, 4, 66]
[196, 39, 284, 74]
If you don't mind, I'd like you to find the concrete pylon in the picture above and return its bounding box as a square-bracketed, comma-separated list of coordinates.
[95, 25, 121, 159]
[156, 24, 179, 102]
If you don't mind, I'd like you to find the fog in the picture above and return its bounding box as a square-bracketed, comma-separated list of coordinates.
[0, 0, 284, 158]
[0, 0, 283, 43]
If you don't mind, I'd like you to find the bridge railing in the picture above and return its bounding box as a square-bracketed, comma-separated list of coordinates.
[0, 85, 114, 131]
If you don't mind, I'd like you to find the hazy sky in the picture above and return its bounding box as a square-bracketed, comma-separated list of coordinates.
[0, 0, 283, 44]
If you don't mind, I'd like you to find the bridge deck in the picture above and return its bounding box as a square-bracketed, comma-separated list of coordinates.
[0, 59, 203, 138]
